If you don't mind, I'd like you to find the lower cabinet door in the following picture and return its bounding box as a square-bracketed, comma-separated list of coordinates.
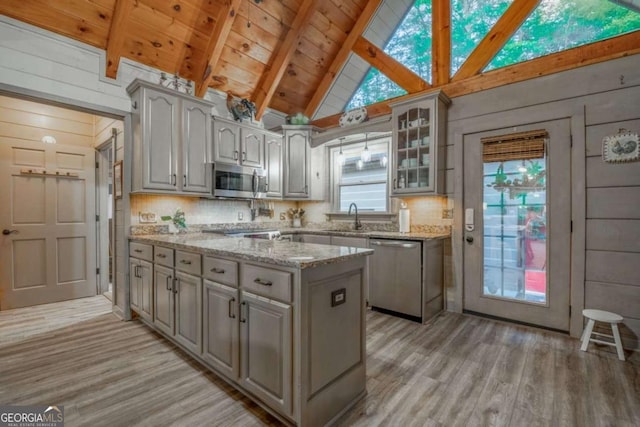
[139, 259, 153, 321]
[202, 280, 239, 379]
[175, 271, 202, 354]
[129, 258, 140, 312]
[240, 291, 292, 416]
[154, 264, 174, 336]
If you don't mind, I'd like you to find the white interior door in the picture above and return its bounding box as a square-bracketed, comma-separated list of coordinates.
[0, 140, 96, 309]
[463, 119, 571, 331]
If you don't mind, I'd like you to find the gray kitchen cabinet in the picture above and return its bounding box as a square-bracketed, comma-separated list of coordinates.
[390, 91, 450, 196]
[283, 126, 310, 198]
[174, 270, 203, 354]
[130, 242, 153, 321]
[213, 118, 240, 164]
[240, 291, 293, 416]
[129, 257, 153, 321]
[213, 117, 265, 168]
[153, 263, 174, 336]
[240, 127, 264, 168]
[152, 245, 203, 355]
[181, 99, 212, 193]
[265, 133, 283, 198]
[203, 280, 239, 380]
[128, 80, 213, 195]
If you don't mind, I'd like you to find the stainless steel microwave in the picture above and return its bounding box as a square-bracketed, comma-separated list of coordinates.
[213, 163, 267, 199]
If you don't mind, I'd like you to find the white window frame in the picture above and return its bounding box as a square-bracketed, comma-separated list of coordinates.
[329, 135, 391, 214]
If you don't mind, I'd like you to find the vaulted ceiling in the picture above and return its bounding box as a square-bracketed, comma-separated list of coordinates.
[1, 0, 640, 128]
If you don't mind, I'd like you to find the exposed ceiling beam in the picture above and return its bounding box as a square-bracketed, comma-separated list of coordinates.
[352, 36, 430, 93]
[252, 0, 321, 120]
[432, 0, 451, 86]
[452, 0, 540, 82]
[312, 31, 640, 129]
[303, 0, 383, 118]
[195, 0, 242, 98]
[105, 0, 135, 79]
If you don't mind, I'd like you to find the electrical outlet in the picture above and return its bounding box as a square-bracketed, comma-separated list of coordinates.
[238, 211, 243, 221]
[280, 212, 286, 221]
[139, 211, 157, 223]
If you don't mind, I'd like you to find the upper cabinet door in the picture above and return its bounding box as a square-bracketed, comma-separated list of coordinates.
[284, 130, 309, 198]
[182, 100, 212, 194]
[240, 128, 264, 168]
[213, 120, 240, 165]
[265, 134, 283, 198]
[143, 88, 179, 190]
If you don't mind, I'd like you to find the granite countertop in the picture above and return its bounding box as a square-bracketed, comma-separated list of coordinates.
[130, 234, 373, 269]
[280, 228, 451, 241]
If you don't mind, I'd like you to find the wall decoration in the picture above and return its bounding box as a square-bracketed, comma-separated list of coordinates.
[226, 92, 256, 122]
[339, 107, 368, 127]
[602, 128, 639, 163]
[114, 160, 123, 199]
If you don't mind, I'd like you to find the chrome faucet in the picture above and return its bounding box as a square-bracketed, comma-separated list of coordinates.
[348, 203, 362, 230]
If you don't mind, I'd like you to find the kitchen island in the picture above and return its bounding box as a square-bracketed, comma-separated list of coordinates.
[128, 234, 372, 427]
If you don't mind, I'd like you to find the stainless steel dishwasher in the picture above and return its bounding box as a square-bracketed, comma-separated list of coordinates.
[369, 238, 422, 319]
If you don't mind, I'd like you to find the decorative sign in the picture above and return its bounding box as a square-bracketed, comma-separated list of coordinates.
[603, 129, 639, 163]
[339, 107, 368, 127]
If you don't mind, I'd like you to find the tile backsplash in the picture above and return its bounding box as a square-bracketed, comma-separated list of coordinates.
[130, 194, 298, 226]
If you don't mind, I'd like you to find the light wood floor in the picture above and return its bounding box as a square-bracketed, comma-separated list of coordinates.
[1, 297, 638, 427]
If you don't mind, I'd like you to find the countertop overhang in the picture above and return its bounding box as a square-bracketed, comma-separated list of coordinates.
[130, 234, 373, 269]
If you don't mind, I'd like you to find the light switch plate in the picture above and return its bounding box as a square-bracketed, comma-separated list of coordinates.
[139, 211, 157, 223]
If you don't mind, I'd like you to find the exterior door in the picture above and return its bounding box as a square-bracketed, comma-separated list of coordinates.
[0, 140, 96, 309]
[463, 119, 571, 331]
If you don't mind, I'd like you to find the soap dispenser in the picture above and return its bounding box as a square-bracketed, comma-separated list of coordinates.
[399, 201, 410, 233]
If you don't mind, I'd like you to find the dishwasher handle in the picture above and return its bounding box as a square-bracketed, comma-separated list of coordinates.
[370, 241, 419, 249]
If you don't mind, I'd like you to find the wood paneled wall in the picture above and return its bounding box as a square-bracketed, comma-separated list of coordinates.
[0, 95, 95, 147]
[584, 118, 640, 350]
[447, 54, 640, 348]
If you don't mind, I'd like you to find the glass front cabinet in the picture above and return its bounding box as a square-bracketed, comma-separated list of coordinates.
[391, 91, 450, 196]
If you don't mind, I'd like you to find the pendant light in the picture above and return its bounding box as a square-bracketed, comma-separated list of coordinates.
[361, 132, 371, 163]
[337, 137, 345, 166]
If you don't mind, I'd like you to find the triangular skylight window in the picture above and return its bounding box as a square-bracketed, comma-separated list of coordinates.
[451, 0, 514, 75]
[346, 0, 432, 109]
[486, 0, 640, 71]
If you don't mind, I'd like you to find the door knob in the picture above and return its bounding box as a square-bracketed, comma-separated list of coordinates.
[2, 229, 18, 235]
[465, 235, 474, 244]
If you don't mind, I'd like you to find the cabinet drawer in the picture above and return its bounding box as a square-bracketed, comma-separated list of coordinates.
[130, 242, 153, 261]
[242, 264, 292, 302]
[154, 246, 174, 267]
[175, 250, 201, 275]
[203, 257, 238, 287]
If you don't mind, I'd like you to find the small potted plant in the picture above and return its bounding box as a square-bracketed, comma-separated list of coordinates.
[161, 208, 187, 234]
[286, 208, 305, 228]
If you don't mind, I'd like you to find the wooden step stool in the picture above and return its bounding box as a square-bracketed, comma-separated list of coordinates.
[580, 309, 625, 361]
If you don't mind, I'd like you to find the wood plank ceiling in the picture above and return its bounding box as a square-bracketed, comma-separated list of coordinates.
[1, 0, 639, 126]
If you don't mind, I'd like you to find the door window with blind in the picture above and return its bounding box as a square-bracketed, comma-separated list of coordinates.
[482, 130, 548, 303]
[331, 136, 390, 212]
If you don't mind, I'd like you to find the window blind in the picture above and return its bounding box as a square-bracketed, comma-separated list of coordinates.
[481, 129, 548, 163]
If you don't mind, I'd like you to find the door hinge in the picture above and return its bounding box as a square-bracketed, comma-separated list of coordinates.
[96, 214, 100, 222]
[569, 305, 572, 317]
[96, 161, 99, 169]
[96, 268, 100, 275]
[570, 220, 573, 232]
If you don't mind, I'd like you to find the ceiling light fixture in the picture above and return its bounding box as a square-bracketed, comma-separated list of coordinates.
[337, 137, 345, 166]
[41, 135, 57, 144]
[361, 132, 371, 163]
